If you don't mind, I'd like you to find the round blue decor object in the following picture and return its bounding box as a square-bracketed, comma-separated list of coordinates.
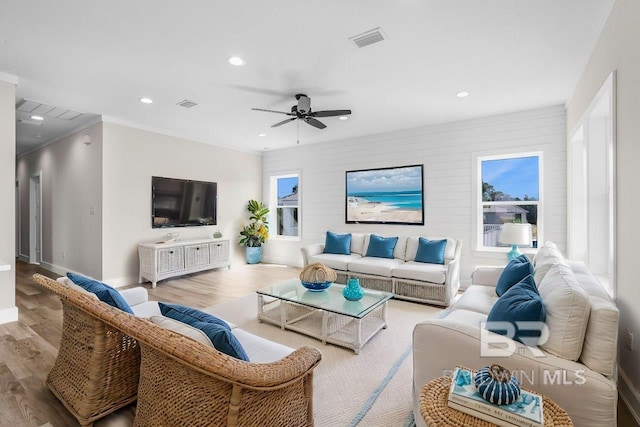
[342, 278, 364, 301]
[474, 364, 520, 405]
[301, 281, 332, 292]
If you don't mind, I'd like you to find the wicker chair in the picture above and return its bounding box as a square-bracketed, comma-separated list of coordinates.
[33, 273, 141, 426]
[34, 273, 322, 427]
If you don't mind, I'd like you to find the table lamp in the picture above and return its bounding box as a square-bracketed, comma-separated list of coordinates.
[499, 223, 532, 261]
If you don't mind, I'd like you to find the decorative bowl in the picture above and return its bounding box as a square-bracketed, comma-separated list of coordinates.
[301, 281, 332, 292]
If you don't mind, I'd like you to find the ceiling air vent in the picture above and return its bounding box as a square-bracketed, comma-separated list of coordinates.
[177, 99, 198, 108]
[349, 27, 386, 48]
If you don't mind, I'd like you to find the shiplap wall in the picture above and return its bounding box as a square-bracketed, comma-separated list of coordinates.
[262, 105, 566, 285]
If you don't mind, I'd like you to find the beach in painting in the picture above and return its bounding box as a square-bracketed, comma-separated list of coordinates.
[347, 191, 422, 223]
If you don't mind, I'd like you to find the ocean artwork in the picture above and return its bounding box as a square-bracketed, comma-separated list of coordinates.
[345, 164, 424, 225]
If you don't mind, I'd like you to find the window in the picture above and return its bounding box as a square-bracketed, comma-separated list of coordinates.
[270, 174, 300, 239]
[478, 153, 542, 250]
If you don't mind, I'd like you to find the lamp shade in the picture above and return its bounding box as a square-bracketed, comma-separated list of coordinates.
[499, 223, 532, 246]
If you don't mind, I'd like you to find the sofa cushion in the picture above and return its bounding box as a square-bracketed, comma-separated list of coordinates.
[495, 255, 533, 296]
[538, 264, 591, 361]
[442, 308, 488, 327]
[451, 285, 499, 315]
[57, 277, 99, 300]
[406, 237, 457, 262]
[231, 328, 294, 363]
[365, 234, 398, 259]
[392, 261, 447, 284]
[159, 303, 249, 361]
[533, 241, 566, 285]
[324, 231, 352, 255]
[414, 238, 447, 264]
[580, 297, 619, 377]
[67, 273, 134, 314]
[150, 315, 214, 347]
[486, 275, 546, 344]
[351, 233, 366, 255]
[309, 253, 362, 271]
[348, 257, 404, 277]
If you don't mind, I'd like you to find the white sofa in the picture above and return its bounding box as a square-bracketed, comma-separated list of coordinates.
[301, 233, 462, 306]
[412, 242, 619, 427]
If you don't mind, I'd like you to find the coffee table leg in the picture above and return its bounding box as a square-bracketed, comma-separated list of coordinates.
[279, 301, 286, 330]
[382, 301, 388, 329]
[321, 311, 328, 344]
[257, 294, 263, 323]
[354, 319, 362, 355]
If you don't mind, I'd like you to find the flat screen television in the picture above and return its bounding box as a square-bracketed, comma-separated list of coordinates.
[152, 176, 217, 228]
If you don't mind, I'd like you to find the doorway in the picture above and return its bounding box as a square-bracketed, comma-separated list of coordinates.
[29, 171, 42, 265]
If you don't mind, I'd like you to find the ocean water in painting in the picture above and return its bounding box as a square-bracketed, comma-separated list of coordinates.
[347, 191, 423, 210]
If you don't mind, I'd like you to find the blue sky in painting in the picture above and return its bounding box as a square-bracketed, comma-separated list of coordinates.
[277, 177, 298, 197]
[482, 156, 539, 199]
[347, 165, 422, 193]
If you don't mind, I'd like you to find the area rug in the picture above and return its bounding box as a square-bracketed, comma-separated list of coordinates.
[205, 293, 442, 427]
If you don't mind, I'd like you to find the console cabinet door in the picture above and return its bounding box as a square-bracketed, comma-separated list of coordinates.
[157, 247, 184, 273]
[185, 244, 210, 268]
[210, 241, 229, 266]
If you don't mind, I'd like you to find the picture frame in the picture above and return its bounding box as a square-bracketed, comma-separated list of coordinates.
[345, 164, 424, 225]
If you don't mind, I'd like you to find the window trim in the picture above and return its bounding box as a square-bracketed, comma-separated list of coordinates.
[472, 150, 544, 255]
[269, 172, 301, 242]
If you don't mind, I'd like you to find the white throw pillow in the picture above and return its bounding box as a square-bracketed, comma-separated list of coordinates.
[150, 315, 214, 347]
[533, 242, 566, 285]
[538, 263, 590, 361]
[57, 277, 99, 300]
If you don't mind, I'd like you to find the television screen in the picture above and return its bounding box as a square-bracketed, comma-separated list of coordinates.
[152, 176, 217, 228]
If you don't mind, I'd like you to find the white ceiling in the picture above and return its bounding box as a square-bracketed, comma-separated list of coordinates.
[1, 0, 614, 155]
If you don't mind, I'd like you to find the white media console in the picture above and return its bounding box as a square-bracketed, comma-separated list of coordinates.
[138, 238, 230, 288]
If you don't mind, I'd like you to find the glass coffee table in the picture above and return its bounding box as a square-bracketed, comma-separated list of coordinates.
[256, 279, 394, 354]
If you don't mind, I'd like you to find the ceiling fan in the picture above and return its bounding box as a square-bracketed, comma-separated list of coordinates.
[251, 94, 351, 129]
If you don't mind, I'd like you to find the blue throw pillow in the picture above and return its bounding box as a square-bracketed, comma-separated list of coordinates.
[67, 272, 134, 314]
[414, 238, 447, 264]
[495, 254, 533, 296]
[486, 275, 546, 345]
[158, 303, 248, 361]
[323, 231, 352, 255]
[365, 234, 398, 259]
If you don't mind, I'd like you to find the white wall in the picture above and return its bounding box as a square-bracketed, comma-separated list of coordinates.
[262, 105, 567, 283]
[101, 122, 262, 285]
[16, 123, 104, 278]
[566, 0, 640, 419]
[0, 78, 17, 324]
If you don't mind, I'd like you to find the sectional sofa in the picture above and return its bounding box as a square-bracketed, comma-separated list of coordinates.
[412, 242, 619, 427]
[301, 232, 462, 306]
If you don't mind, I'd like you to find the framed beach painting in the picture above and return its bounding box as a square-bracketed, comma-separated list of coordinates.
[345, 164, 424, 225]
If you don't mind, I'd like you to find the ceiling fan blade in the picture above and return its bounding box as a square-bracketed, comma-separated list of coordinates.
[309, 109, 352, 118]
[304, 117, 326, 129]
[271, 117, 297, 128]
[251, 108, 295, 116]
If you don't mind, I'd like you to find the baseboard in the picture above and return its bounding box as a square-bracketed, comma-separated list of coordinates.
[103, 276, 141, 288]
[0, 306, 18, 325]
[619, 368, 640, 425]
[261, 255, 303, 268]
[17, 254, 29, 263]
[39, 261, 74, 277]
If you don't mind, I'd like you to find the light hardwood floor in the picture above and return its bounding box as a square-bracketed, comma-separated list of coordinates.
[3, 261, 638, 426]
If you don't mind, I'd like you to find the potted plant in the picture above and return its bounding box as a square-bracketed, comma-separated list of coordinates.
[239, 200, 270, 264]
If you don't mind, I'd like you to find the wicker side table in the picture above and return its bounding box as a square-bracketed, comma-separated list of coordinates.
[419, 376, 573, 426]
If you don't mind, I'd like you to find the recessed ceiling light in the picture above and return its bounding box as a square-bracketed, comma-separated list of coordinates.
[139, 97, 153, 104]
[258, 133, 266, 137]
[456, 91, 470, 98]
[34, 134, 43, 138]
[264, 147, 270, 150]
[338, 116, 349, 121]
[30, 115, 44, 121]
[228, 56, 246, 66]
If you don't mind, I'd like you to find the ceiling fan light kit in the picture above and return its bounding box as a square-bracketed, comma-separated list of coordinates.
[252, 93, 351, 130]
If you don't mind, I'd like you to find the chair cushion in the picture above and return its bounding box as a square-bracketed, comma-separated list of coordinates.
[231, 328, 294, 363]
[67, 273, 134, 314]
[486, 275, 546, 345]
[414, 238, 447, 264]
[495, 254, 533, 296]
[159, 302, 249, 361]
[348, 257, 403, 277]
[308, 253, 362, 271]
[323, 231, 352, 255]
[538, 264, 591, 361]
[365, 234, 398, 259]
[391, 261, 447, 284]
[150, 315, 214, 347]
